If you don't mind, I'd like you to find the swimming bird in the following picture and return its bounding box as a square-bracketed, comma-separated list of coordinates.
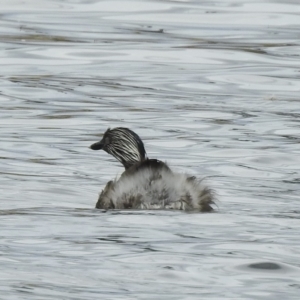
[90, 127, 215, 212]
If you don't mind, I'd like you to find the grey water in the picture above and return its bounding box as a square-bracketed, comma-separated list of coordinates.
[1, 0, 300, 299]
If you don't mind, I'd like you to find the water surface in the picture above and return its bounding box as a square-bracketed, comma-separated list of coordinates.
[1, 0, 300, 299]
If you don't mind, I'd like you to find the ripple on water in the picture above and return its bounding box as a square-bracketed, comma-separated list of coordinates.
[1, 0, 300, 299]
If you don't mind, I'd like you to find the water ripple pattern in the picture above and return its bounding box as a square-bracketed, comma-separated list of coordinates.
[1, 0, 300, 299]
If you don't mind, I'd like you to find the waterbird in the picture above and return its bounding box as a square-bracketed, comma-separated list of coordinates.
[90, 127, 215, 212]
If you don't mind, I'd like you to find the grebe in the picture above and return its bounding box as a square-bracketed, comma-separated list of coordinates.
[90, 127, 215, 212]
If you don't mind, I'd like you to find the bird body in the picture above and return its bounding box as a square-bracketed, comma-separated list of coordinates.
[90, 128, 215, 212]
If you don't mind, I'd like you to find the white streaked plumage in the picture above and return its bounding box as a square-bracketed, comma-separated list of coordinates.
[97, 167, 214, 211]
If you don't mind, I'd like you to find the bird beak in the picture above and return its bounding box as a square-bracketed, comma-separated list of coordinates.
[90, 140, 104, 150]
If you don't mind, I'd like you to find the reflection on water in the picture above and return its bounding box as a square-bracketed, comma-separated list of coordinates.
[1, 0, 300, 299]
